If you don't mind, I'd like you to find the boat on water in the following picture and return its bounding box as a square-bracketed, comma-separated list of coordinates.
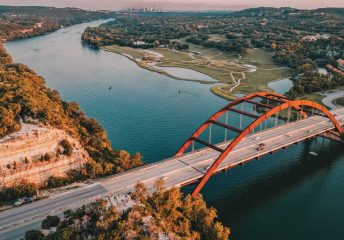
[309, 152, 318, 156]
[108, 86, 112, 90]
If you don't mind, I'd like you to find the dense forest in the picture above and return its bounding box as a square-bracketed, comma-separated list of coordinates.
[82, 7, 344, 96]
[0, 42, 142, 190]
[0, 6, 117, 41]
[24, 182, 230, 240]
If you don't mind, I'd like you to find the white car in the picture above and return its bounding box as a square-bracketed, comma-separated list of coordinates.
[14, 199, 24, 207]
[14, 197, 33, 207]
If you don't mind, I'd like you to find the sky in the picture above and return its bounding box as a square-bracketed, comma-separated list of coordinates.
[0, 0, 343, 11]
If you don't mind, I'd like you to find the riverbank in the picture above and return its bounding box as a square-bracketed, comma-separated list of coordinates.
[102, 45, 292, 96]
[0, 6, 117, 42]
[102, 45, 215, 84]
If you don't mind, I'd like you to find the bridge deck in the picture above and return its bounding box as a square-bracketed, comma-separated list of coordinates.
[1, 108, 344, 237]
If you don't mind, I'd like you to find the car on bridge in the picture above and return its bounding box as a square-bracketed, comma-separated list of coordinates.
[257, 143, 266, 151]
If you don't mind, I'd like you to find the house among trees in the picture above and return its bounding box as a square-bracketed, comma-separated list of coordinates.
[133, 41, 148, 46]
[302, 34, 330, 42]
[338, 59, 344, 71]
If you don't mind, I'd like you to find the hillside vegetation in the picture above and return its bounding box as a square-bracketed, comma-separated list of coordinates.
[25, 182, 230, 240]
[0, 42, 142, 180]
[0, 6, 116, 41]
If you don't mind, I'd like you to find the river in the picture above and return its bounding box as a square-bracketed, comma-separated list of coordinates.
[5, 20, 344, 240]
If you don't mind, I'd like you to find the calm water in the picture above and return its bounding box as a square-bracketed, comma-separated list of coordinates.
[5, 21, 344, 240]
[268, 78, 293, 94]
[156, 66, 217, 82]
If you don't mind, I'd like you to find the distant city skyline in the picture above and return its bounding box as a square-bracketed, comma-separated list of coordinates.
[0, 0, 343, 10]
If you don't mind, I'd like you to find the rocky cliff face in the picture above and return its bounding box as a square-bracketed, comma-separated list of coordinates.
[0, 122, 89, 187]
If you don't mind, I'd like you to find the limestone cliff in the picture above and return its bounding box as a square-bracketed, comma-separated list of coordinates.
[0, 122, 89, 187]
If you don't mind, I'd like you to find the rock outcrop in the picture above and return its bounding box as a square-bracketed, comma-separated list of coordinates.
[0, 122, 89, 187]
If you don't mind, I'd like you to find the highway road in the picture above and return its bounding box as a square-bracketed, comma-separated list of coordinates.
[1, 108, 344, 239]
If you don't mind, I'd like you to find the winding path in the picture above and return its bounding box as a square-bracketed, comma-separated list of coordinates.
[322, 91, 344, 109]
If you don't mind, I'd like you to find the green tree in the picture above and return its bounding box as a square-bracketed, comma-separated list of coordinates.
[24, 230, 44, 240]
[41, 215, 60, 229]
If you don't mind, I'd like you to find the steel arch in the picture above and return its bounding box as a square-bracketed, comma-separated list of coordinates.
[174, 92, 344, 197]
[176, 92, 306, 157]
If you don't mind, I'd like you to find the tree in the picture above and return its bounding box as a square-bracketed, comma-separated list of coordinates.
[1, 180, 37, 201]
[24, 183, 230, 240]
[132, 181, 147, 204]
[47, 176, 67, 188]
[44, 153, 51, 161]
[60, 139, 73, 156]
[103, 163, 114, 175]
[211, 222, 231, 240]
[154, 178, 165, 194]
[41, 215, 60, 229]
[24, 230, 44, 240]
[131, 153, 143, 167]
[86, 159, 104, 178]
[153, 40, 160, 48]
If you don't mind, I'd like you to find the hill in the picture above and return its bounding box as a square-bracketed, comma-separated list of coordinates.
[312, 8, 344, 17]
[0, 5, 116, 41]
[231, 7, 299, 17]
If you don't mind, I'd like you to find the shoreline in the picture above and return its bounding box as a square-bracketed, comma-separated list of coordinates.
[102, 45, 336, 107]
[101, 45, 291, 101]
[4, 18, 115, 43]
[101, 46, 216, 84]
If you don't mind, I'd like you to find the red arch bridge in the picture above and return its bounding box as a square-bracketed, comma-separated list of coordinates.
[1, 92, 344, 236]
[107, 91, 344, 197]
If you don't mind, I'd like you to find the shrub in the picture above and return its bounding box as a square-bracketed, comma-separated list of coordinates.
[43, 153, 51, 161]
[24, 230, 44, 240]
[41, 215, 60, 229]
[0, 181, 37, 201]
[59, 139, 73, 156]
[47, 176, 68, 188]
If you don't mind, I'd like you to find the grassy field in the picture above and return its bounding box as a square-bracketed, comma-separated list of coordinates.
[153, 48, 192, 62]
[211, 48, 292, 99]
[104, 45, 146, 59]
